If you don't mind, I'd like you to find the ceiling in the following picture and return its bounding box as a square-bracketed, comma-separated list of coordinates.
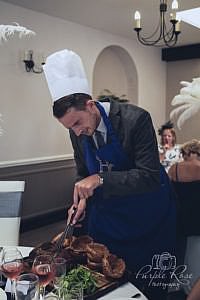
[2, 0, 200, 46]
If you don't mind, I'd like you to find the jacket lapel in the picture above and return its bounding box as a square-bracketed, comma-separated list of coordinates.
[107, 99, 123, 144]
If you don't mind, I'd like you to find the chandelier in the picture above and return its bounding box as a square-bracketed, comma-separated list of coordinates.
[134, 0, 181, 47]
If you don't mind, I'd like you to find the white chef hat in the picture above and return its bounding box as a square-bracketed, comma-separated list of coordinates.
[43, 49, 90, 102]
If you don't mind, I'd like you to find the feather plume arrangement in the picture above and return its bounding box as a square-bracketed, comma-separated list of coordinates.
[0, 23, 35, 137]
[170, 77, 200, 129]
[0, 23, 35, 43]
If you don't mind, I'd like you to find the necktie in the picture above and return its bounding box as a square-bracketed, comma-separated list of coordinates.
[95, 130, 105, 148]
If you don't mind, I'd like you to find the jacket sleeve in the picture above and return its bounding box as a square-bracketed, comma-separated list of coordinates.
[101, 110, 161, 198]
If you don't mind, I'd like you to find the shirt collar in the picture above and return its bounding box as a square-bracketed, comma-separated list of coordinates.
[96, 102, 110, 134]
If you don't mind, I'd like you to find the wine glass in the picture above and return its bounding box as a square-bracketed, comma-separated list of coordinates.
[1, 247, 24, 299]
[15, 273, 39, 300]
[32, 255, 55, 300]
[53, 257, 66, 299]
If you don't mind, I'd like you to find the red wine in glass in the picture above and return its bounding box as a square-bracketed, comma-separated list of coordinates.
[32, 255, 55, 300]
[2, 247, 23, 300]
[1, 261, 23, 280]
[33, 264, 54, 286]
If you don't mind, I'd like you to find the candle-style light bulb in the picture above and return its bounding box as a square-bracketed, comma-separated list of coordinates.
[134, 11, 141, 28]
[171, 0, 178, 20]
[134, 11, 141, 20]
[24, 50, 31, 61]
[172, 0, 179, 10]
[175, 17, 181, 32]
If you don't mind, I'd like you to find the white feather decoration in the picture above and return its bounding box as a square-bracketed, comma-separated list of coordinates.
[171, 94, 199, 106]
[0, 23, 35, 136]
[170, 77, 200, 129]
[180, 81, 191, 87]
[0, 23, 35, 43]
[177, 103, 200, 129]
[170, 103, 191, 119]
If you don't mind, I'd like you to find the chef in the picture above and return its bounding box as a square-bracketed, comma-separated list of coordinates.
[43, 49, 176, 300]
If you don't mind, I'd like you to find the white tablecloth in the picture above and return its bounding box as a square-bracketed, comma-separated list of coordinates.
[1, 246, 148, 300]
[1, 245, 33, 257]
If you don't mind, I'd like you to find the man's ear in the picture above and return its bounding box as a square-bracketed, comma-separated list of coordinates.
[86, 100, 96, 112]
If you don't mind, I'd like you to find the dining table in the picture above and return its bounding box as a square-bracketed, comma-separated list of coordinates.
[1, 246, 148, 300]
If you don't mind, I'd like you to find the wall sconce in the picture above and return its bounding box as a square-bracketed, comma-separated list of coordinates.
[23, 50, 45, 73]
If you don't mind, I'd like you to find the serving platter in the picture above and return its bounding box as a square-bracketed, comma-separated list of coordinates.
[2, 243, 130, 299]
[23, 260, 129, 300]
[1, 246, 134, 300]
[22, 256, 129, 300]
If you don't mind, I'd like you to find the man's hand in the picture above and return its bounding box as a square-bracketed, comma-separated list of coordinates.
[67, 174, 101, 225]
[67, 199, 86, 225]
[164, 144, 170, 151]
[73, 174, 101, 205]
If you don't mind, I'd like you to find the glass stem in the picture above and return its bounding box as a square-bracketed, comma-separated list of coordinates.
[40, 286, 46, 300]
[10, 279, 15, 300]
[58, 288, 61, 299]
[0, 271, 4, 287]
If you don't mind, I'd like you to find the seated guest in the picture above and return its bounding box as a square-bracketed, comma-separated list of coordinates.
[168, 139, 200, 295]
[158, 121, 182, 172]
[168, 139, 200, 183]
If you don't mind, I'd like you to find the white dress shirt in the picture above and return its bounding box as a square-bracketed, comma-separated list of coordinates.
[93, 102, 110, 148]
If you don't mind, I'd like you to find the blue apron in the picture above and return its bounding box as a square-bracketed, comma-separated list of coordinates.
[83, 102, 176, 271]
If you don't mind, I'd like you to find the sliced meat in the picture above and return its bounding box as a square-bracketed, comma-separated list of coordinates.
[28, 242, 56, 259]
[102, 254, 126, 279]
[70, 235, 93, 253]
[86, 243, 109, 263]
[87, 258, 102, 271]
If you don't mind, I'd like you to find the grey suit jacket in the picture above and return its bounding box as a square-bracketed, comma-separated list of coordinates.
[69, 99, 160, 199]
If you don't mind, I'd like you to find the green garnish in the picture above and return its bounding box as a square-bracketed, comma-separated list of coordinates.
[56, 265, 97, 297]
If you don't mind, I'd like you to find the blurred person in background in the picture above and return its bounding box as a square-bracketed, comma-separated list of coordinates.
[168, 139, 200, 182]
[158, 121, 182, 173]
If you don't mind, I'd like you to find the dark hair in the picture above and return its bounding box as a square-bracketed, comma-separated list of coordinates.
[53, 93, 92, 118]
[158, 121, 177, 146]
[158, 120, 174, 136]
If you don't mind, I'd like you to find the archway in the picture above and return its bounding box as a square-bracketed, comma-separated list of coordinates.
[93, 45, 138, 105]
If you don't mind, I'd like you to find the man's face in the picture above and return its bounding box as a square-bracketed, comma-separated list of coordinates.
[58, 101, 100, 136]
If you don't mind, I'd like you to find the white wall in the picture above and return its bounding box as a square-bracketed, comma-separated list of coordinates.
[0, 1, 166, 166]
